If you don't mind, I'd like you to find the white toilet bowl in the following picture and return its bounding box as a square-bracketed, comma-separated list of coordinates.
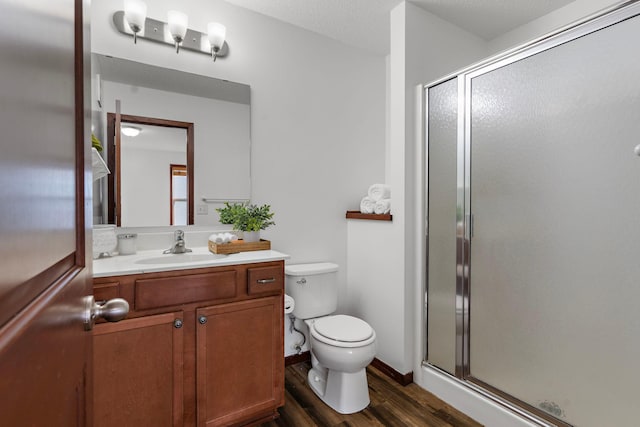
[304, 315, 377, 414]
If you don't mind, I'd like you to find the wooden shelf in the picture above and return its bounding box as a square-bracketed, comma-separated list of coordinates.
[345, 211, 392, 221]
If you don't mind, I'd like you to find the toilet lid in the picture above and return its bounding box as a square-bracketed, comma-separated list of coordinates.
[313, 315, 373, 342]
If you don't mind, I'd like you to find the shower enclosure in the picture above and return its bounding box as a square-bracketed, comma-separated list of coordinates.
[425, 2, 640, 426]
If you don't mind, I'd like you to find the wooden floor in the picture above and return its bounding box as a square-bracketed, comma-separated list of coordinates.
[261, 362, 483, 427]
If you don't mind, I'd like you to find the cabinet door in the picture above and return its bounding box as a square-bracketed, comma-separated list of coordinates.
[93, 312, 184, 427]
[197, 297, 284, 427]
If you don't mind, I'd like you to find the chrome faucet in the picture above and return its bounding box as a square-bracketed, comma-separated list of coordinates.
[163, 230, 192, 254]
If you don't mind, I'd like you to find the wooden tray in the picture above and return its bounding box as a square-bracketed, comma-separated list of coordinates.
[208, 239, 271, 254]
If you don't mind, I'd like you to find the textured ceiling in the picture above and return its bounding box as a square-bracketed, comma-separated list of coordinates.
[222, 0, 575, 55]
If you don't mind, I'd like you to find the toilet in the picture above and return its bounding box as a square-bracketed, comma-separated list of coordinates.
[285, 263, 376, 414]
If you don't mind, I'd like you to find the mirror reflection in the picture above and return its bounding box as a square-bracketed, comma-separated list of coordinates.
[91, 53, 251, 227]
[109, 117, 193, 227]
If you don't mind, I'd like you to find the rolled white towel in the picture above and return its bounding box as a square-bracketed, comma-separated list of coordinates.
[209, 232, 234, 244]
[360, 196, 376, 214]
[368, 184, 391, 201]
[374, 198, 391, 215]
[209, 233, 225, 244]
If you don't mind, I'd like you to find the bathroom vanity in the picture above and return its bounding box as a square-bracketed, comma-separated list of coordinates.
[92, 249, 288, 427]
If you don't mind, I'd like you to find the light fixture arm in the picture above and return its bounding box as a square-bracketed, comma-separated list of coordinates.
[113, 11, 229, 59]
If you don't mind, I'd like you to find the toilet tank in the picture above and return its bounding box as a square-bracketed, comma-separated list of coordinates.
[285, 263, 339, 319]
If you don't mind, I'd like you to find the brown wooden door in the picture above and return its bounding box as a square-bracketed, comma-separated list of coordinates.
[0, 1, 93, 426]
[93, 312, 184, 427]
[196, 297, 284, 427]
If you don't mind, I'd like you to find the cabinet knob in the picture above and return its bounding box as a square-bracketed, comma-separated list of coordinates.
[83, 296, 129, 331]
[257, 278, 276, 284]
[174, 319, 183, 329]
[198, 315, 207, 325]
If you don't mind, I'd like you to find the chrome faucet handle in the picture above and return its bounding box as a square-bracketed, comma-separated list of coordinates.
[174, 230, 185, 240]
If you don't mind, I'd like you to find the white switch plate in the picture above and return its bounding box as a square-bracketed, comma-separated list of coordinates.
[196, 205, 208, 215]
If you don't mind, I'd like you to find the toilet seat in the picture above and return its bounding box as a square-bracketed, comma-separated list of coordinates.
[310, 315, 376, 348]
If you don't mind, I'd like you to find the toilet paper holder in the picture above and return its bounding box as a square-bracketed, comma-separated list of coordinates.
[284, 294, 295, 314]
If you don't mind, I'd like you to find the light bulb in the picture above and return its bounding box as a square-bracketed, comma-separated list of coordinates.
[168, 10, 188, 53]
[207, 22, 226, 61]
[124, 0, 147, 43]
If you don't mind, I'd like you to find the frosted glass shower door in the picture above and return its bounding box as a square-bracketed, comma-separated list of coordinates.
[426, 78, 459, 374]
[468, 13, 640, 427]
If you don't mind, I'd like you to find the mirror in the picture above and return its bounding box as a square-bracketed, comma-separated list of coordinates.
[91, 53, 251, 227]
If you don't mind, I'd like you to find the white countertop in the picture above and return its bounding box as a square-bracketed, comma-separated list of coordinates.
[93, 246, 290, 278]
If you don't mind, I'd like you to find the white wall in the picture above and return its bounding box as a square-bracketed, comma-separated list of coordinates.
[488, 0, 621, 54]
[121, 146, 185, 226]
[101, 80, 251, 226]
[91, 0, 386, 356]
[345, 1, 488, 375]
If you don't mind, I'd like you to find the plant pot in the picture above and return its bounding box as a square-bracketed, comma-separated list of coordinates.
[243, 230, 260, 243]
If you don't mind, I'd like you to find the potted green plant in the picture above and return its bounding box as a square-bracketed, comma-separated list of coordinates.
[234, 204, 275, 242]
[216, 202, 247, 225]
[216, 202, 275, 242]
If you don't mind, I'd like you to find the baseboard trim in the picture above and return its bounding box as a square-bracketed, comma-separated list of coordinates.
[285, 351, 311, 366]
[371, 358, 413, 386]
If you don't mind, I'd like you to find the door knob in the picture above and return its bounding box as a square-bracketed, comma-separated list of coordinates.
[84, 296, 130, 331]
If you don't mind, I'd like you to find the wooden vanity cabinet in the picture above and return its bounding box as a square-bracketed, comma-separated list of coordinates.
[197, 296, 283, 426]
[92, 261, 285, 427]
[93, 311, 184, 427]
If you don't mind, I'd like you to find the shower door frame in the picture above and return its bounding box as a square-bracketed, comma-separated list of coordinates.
[423, 1, 640, 426]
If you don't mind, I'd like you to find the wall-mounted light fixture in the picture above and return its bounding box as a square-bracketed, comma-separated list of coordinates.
[115, 1, 229, 61]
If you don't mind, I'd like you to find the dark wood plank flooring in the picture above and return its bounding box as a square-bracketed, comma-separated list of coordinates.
[261, 362, 483, 427]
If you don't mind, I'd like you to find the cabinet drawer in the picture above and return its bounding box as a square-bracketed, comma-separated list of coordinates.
[93, 282, 120, 303]
[247, 266, 283, 295]
[135, 271, 237, 310]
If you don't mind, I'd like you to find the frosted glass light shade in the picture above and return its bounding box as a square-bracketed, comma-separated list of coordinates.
[121, 126, 141, 137]
[123, 0, 147, 31]
[167, 10, 188, 41]
[207, 22, 226, 50]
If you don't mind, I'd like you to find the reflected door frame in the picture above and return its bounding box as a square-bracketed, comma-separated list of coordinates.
[106, 113, 195, 226]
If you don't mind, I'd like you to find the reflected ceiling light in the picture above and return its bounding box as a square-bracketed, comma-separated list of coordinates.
[207, 23, 226, 62]
[121, 125, 142, 137]
[123, 0, 147, 44]
[114, 7, 229, 61]
[167, 10, 188, 53]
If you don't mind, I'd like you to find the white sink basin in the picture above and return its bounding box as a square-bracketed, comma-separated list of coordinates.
[135, 253, 227, 265]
